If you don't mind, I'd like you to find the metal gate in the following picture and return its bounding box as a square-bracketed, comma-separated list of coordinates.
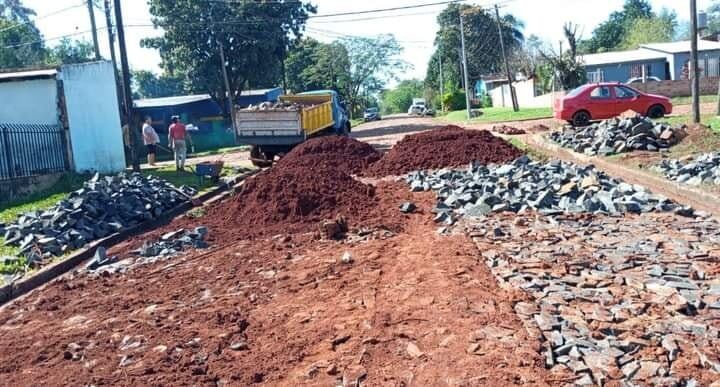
[0, 123, 70, 181]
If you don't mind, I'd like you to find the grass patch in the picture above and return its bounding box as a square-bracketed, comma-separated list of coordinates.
[670, 95, 717, 106]
[444, 107, 552, 124]
[351, 118, 364, 128]
[142, 165, 235, 194]
[508, 137, 548, 162]
[0, 173, 87, 224]
[192, 145, 248, 158]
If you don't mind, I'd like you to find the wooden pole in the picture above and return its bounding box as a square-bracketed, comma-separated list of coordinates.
[114, 0, 140, 171]
[460, 13, 471, 120]
[87, 0, 101, 60]
[690, 0, 701, 124]
[495, 4, 519, 112]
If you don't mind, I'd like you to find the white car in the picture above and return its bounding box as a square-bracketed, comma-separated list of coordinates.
[626, 76, 662, 84]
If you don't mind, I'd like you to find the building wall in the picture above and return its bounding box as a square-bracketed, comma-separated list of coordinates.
[59, 61, 125, 173]
[670, 50, 720, 80]
[0, 79, 58, 125]
[585, 59, 667, 83]
[632, 77, 720, 97]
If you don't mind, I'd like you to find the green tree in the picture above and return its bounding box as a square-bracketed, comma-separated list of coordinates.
[425, 4, 524, 97]
[46, 38, 94, 65]
[380, 79, 424, 114]
[132, 70, 187, 99]
[340, 34, 407, 117]
[542, 23, 586, 90]
[620, 10, 676, 49]
[0, 17, 44, 69]
[285, 38, 350, 95]
[581, 0, 654, 53]
[142, 0, 314, 115]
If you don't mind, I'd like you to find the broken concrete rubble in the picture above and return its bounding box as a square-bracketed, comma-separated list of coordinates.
[405, 157, 693, 226]
[655, 153, 720, 186]
[469, 212, 720, 385]
[1, 172, 197, 270]
[549, 116, 685, 156]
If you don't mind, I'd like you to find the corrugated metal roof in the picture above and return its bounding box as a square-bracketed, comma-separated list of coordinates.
[239, 87, 281, 96]
[581, 49, 667, 66]
[0, 68, 57, 82]
[641, 39, 720, 53]
[134, 94, 212, 108]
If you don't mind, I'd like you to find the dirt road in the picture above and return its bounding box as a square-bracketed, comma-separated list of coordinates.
[0, 124, 565, 385]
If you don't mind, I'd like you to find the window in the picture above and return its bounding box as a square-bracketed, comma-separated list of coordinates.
[566, 85, 590, 98]
[590, 86, 611, 99]
[614, 86, 638, 99]
[588, 69, 604, 83]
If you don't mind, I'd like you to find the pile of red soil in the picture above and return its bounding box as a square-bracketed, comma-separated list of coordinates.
[365, 125, 524, 177]
[275, 135, 381, 174]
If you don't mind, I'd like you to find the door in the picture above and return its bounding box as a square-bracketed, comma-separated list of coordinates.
[613, 85, 643, 116]
[586, 85, 615, 119]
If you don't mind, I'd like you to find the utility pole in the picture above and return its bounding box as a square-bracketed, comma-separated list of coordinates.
[87, 0, 101, 60]
[495, 4, 519, 112]
[690, 0, 701, 124]
[218, 41, 239, 144]
[114, 0, 140, 171]
[459, 13, 471, 120]
[103, 0, 121, 100]
[439, 42, 444, 112]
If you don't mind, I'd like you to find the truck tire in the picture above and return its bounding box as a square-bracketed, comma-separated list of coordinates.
[345, 120, 352, 134]
[250, 145, 273, 168]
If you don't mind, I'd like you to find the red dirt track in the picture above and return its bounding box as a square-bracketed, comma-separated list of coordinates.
[0, 124, 557, 385]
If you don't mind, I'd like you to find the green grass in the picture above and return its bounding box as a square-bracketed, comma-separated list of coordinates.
[192, 145, 248, 158]
[443, 107, 553, 124]
[142, 165, 236, 195]
[351, 118, 364, 128]
[0, 174, 87, 224]
[656, 114, 718, 128]
[670, 95, 718, 105]
[508, 137, 548, 162]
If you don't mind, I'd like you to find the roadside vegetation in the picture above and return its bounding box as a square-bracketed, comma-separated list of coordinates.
[443, 107, 553, 124]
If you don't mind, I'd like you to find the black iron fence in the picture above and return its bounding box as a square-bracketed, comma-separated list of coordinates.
[0, 123, 70, 181]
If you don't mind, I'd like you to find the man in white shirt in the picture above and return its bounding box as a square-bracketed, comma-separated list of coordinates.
[142, 116, 160, 166]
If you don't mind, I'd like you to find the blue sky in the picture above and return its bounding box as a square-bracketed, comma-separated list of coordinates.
[21, 0, 714, 80]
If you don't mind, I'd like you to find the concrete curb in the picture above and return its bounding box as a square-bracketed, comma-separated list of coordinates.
[525, 134, 720, 216]
[0, 170, 258, 307]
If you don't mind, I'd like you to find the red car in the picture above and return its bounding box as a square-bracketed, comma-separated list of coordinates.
[554, 82, 673, 126]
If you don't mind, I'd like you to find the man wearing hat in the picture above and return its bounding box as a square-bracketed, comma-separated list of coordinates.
[168, 115, 192, 171]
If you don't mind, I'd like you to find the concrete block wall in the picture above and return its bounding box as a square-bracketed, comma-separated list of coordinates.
[632, 77, 720, 97]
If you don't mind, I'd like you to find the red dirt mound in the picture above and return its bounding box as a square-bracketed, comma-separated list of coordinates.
[276, 135, 381, 174]
[365, 125, 524, 176]
[229, 166, 376, 229]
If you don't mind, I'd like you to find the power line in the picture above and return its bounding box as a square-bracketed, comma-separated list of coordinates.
[309, 0, 468, 19]
[0, 1, 87, 34]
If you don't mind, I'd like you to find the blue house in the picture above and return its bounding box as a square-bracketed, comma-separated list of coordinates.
[133, 87, 283, 154]
[582, 40, 720, 83]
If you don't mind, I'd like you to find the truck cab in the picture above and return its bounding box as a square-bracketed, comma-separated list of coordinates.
[235, 89, 351, 166]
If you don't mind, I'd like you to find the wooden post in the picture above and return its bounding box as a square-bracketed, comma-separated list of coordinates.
[690, 0, 701, 124]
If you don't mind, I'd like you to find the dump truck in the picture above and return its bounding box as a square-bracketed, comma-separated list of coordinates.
[235, 90, 351, 167]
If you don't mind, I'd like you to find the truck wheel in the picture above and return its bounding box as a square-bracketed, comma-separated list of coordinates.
[572, 110, 591, 127]
[250, 146, 273, 168]
[647, 105, 665, 119]
[345, 121, 352, 134]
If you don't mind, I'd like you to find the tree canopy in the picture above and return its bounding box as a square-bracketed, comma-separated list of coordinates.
[580, 0, 675, 53]
[142, 0, 315, 115]
[285, 38, 350, 94]
[425, 4, 524, 95]
[380, 79, 424, 115]
[132, 70, 187, 100]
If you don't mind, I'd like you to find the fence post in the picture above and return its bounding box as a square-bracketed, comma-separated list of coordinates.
[59, 126, 71, 172]
[1, 125, 14, 179]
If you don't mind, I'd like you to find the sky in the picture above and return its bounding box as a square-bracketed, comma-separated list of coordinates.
[22, 0, 716, 82]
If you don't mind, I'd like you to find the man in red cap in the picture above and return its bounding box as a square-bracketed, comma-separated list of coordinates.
[168, 115, 192, 171]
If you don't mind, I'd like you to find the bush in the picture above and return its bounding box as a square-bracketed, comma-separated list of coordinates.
[442, 90, 466, 111]
[481, 93, 493, 108]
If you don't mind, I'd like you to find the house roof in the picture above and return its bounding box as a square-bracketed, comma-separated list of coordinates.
[0, 68, 57, 83]
[581, 49, 667, 66]
[134, 94, 212, 108]
[640, 39, 720, 54]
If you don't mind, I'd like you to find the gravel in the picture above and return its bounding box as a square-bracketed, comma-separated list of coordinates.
[406, 156, 693, 226]
[549, 116, 685, 156]
[2, 173, 197, 268]
[654, 153, 720, 186]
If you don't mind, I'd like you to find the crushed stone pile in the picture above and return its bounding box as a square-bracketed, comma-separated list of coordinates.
[407, 156, 693, 226]
[275, 135, 381, 174]
[0, 173, 196, 266]
[365, 125, 523, 176]
[654, 153, 720, 186]
[549, 116, 685, 156]
[492, 124, 526, 135]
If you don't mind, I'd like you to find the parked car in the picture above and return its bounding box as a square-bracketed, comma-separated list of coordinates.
[408, 98, 427, 115]
[363, 107, 381, 122]
[554, 82, 673, 126]
[626, 76, 662, 84]
[423, 107, 436, 117]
